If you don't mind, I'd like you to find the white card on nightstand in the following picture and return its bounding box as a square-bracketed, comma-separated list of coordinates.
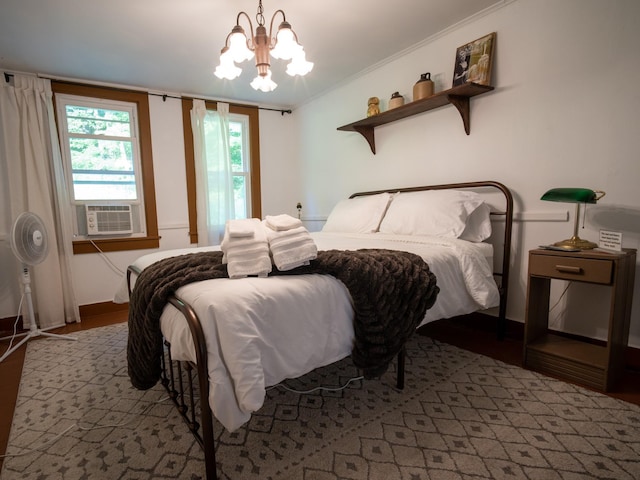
[599, 230, 622, 252]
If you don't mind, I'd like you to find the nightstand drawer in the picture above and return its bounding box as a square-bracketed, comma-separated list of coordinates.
[529, 255, 612, 284]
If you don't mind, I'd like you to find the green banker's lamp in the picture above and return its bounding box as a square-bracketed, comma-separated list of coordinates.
[541, 188, 606, 250]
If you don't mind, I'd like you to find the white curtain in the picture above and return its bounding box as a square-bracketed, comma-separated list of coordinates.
[0, 73, 80, 328]
[191, 99, 235, 246]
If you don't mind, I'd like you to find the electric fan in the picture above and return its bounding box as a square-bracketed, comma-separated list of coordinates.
[0, 212, 76, 363]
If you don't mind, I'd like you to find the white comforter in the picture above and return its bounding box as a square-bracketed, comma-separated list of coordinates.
[117, 232, 499, 432]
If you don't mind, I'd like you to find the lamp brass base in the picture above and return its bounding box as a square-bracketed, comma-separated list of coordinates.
[553, 236, 597, 250]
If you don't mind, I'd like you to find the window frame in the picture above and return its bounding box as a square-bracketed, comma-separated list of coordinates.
[181, 98, 261, 244]
[57, 96, 142, 203]
[52, 81, 159, 254]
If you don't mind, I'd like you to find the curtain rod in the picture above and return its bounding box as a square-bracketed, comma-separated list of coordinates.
[151, 91, 292, 115]
[2, 72, 292, 115]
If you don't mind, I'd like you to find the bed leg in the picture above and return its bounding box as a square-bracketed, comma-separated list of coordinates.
[186, 363, 200, 433]
[176, 362, 188, 415]
[161, 340, 170, 388]
[497, 293, 507, 341]
[165, 341, 179, 401]
[397, 346, 406, 390]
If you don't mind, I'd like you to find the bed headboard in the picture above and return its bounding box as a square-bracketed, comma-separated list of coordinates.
[349, 181, 513, 340]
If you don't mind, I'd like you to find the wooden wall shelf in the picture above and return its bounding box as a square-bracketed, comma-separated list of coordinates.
[337, 82, 494, 154]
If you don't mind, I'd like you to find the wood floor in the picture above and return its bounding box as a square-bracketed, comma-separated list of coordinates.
[1, 311, 639, 471]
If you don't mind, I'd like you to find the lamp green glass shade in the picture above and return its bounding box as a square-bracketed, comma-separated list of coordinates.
[541, 188, 601, 204]
[541, 188, 606, 250]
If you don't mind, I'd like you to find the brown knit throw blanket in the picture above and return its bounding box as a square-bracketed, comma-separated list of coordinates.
[127, 249, 439, 390]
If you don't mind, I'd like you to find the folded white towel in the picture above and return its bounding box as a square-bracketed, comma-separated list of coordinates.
[221, 219, 262, 255]
[221, 218, 272, 278]
[226, 255, 272, 279]
[272, 240, 317, 271]
[264, 223, 317, 271]
[227, 219, 257, 238]
[265, 214, 303, 232]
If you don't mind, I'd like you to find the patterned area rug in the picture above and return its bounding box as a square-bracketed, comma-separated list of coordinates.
[2, 322, 640, 479]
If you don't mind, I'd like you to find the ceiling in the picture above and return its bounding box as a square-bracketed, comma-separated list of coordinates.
[0, 0, 502, 109]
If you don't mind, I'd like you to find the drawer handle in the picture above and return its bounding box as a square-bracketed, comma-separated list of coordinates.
[555, 264, 583, 274]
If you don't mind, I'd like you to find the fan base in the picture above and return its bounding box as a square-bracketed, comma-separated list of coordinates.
[0, 328, 76, 363]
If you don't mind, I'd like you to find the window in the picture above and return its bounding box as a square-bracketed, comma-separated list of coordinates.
[181, 99, 261, 244]
[52, 82, 159, 254]
[58, 98, 141, 203]
[229, 116, 252, 218]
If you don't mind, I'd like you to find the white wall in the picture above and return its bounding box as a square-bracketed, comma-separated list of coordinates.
[294, 0, 640, 346]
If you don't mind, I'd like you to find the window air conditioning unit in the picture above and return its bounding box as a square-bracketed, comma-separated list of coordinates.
[86, 204, 133, 235]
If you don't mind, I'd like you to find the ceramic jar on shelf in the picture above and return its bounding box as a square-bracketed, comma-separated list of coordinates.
[413, 73, 434, 101]
[388, 91, 404, 109]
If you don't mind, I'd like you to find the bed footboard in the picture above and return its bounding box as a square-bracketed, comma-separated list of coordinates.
[127, 268, 407, 480]
[161, 294, 406, 480]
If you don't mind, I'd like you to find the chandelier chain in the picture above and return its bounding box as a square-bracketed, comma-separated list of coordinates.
[256, 0, 265, 26]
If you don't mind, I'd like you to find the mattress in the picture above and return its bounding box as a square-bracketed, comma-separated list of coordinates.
[118, 232, 499, 431]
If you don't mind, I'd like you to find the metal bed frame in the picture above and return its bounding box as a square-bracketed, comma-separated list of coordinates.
[127, 181, 513, 480]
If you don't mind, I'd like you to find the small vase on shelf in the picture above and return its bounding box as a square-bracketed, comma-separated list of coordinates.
[413, 73, 434, 101]
[388, 92, 404, 109]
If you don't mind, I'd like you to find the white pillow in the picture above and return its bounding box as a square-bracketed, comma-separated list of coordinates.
[322, 192, 392, 233]
[459, 202, 492, 242]
[378, 190, 484, 238]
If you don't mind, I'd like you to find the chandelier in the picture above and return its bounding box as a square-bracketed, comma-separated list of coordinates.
[214, 0, 313, 92]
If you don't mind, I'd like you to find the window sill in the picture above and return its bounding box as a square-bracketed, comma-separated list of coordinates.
[72, 236, 160, 254]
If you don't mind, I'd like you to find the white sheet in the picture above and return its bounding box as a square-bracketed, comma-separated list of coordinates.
[118, 232, 499, 432]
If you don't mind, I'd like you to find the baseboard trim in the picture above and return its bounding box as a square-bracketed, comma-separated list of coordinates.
[0, 316, 24, 334]
[1, 302, 128, 329]
[79, 301, 129, 320]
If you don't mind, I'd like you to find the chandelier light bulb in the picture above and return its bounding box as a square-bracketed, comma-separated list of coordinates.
[214, 48, 242, 80]
[250, 70, 277, 92]
[270, 24, 297, 60]
[228, 33, 254, 63]
[286, 50, 314, 77]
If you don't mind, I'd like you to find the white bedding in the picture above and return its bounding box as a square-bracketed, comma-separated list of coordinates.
[118, 232, 499, 432]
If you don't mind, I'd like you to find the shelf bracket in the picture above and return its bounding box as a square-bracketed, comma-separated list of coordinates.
[353, 126, 376, 154]
[447, 94, 471, 135]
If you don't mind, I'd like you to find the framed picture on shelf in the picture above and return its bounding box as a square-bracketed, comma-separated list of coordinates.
[452, 32, 496, 87]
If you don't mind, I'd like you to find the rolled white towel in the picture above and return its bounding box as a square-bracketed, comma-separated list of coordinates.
[265, 214, 303, 232]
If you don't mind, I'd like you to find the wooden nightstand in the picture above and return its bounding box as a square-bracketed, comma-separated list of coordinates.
[523, 248, 636, 391]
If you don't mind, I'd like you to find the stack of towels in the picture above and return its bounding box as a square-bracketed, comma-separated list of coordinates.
[221, 218, 271, 279]
[263, 214, 317, 271]
[220, 214, 317, 278]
